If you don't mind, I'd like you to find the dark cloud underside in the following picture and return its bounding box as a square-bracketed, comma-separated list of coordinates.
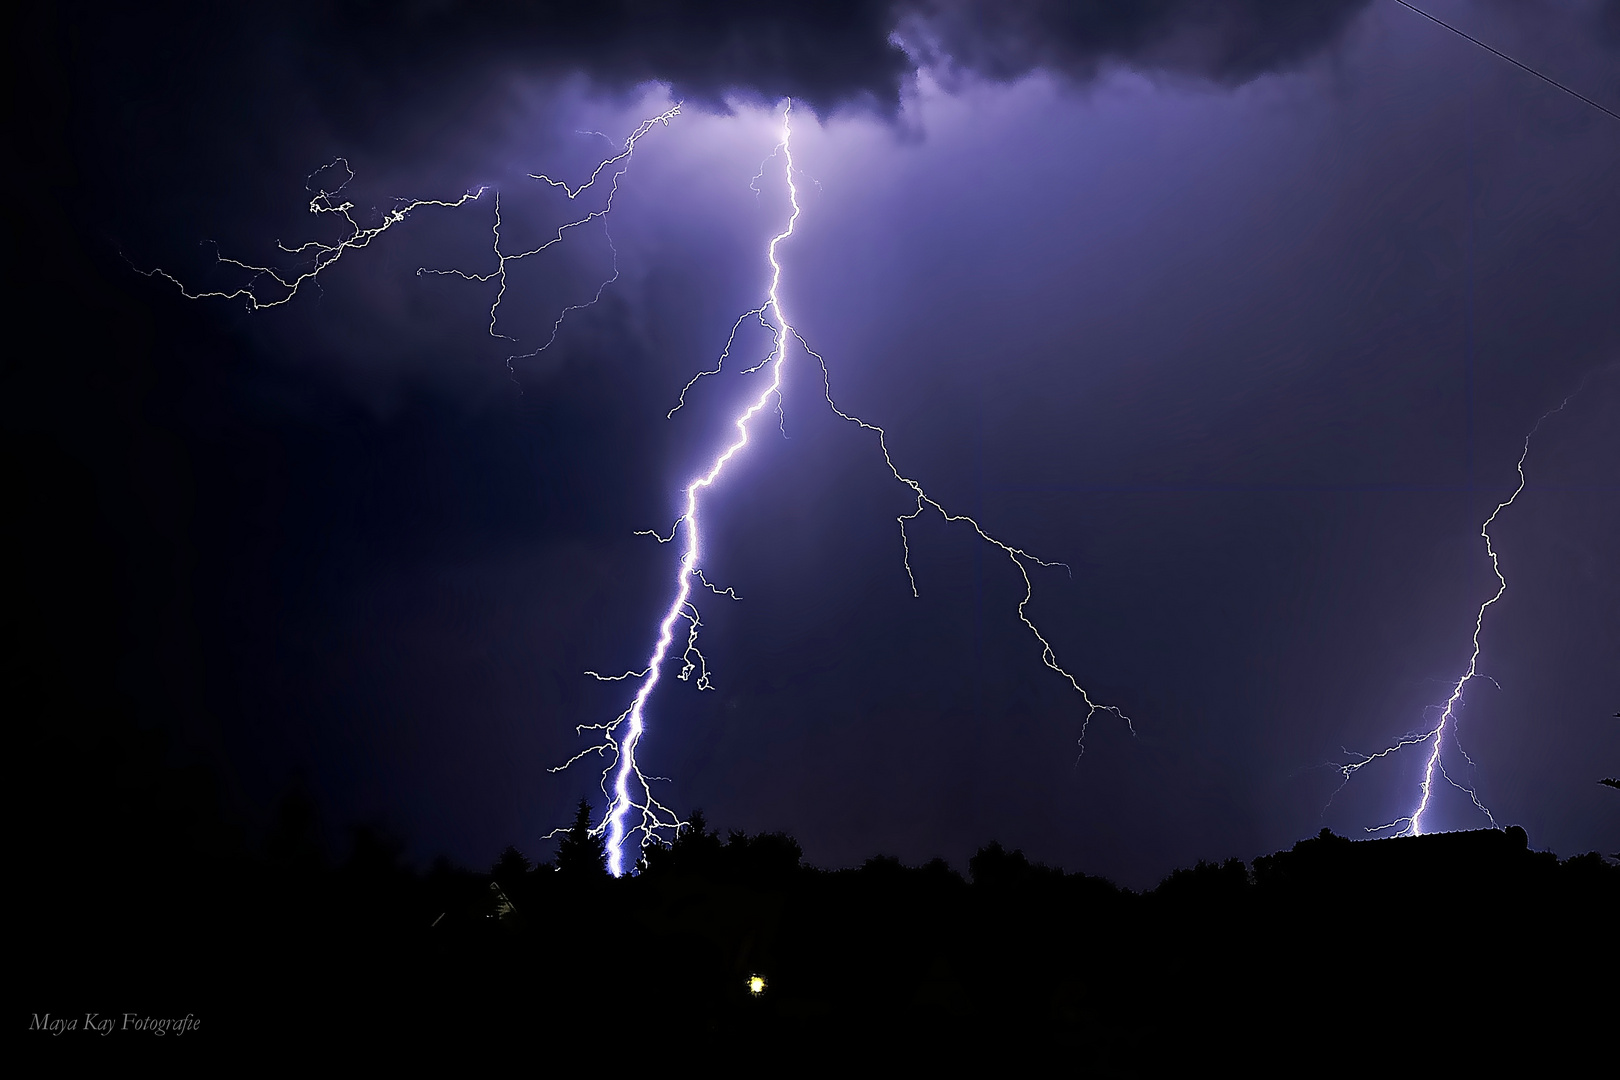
[316, 0, 912, 113]
[903, 0, 1373, 86]
[299, 0, 1374, 121]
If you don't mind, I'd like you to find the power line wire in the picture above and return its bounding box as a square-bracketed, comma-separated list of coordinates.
[1391, 0, 1620, 122]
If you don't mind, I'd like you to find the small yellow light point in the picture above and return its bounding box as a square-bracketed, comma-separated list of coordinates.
[747, 975, 767, 996]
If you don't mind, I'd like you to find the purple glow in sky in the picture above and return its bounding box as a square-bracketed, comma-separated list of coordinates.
[19, 0, 1618, 887]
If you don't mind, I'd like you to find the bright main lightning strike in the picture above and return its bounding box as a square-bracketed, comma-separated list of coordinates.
[1335, 391, 1582, 836]
[571, 102, 1129, 875]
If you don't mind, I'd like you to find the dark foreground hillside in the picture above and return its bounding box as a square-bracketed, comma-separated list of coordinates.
[18, 778, 1614, 1059]
[14, 658, 1613, 1058]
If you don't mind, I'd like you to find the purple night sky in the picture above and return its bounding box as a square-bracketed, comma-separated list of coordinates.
[16, 0, 1617, 887]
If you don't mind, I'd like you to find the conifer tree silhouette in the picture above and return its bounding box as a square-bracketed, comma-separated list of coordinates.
[556, 798, 608, 878]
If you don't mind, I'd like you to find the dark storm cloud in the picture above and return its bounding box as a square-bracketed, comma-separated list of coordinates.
[901, 0, 1373, 88]
[21, 0, 1619, 892]
[308, 0, 912, 115]
[293, 0, 1373, 121]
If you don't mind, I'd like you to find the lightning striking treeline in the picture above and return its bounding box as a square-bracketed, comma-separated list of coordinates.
[560, 103, 1129, 874]
[139, 101, 1130, 877]
[1333, 388, 1586, 835]
[1318, 0, 1620, 841]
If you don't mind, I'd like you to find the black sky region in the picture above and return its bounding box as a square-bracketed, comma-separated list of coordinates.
[11, 0, 1618, 888]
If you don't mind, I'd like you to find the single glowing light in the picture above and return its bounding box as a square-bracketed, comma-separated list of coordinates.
[747, 975, 767, 995]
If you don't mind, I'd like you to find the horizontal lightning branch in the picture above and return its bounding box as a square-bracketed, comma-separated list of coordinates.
[134, 159, 487, 309]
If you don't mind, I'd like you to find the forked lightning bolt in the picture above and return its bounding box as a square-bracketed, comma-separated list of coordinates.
[136, 106, 677, 351]
[573, 102, 1129, 875]
[801, 333, 1133, 750]
[421, 105, 680, 372]
[135, 99, 1130, 878]
[135, 108, 685, 868]
[559, 108, 811, 874]
[1334, 389, 1584, 835]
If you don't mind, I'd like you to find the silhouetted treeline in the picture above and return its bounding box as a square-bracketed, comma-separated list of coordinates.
[17, 701, 1615, 1056]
